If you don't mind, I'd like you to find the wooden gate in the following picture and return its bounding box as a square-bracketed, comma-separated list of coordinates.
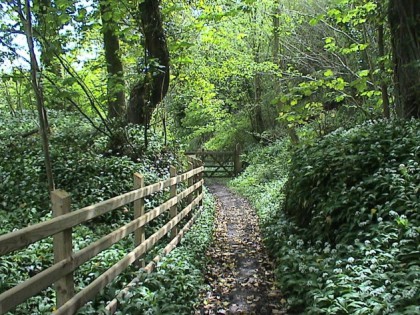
[187, 144, 241, 178]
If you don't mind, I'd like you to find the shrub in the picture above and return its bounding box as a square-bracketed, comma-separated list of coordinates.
[0, 110, 182, 228]
[0, 110, 197, 314]
[229, 121, 420, 314]
[285, 119, 420, 243]
[114, 190, 216, 315]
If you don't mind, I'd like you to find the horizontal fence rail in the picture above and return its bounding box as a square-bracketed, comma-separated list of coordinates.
[104, 198, 206, 313]
[0, 159, 204, 315]
[186, 143, 242, 178]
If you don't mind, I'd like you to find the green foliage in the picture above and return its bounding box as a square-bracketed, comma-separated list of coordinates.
[0, 113, 51, 229]
[229, 121, 420, 314]
[285, 119, 420, 243]
[204, 114, 254, 150]
[0, 111, 178, 229]
[0, 110, 208, 314]
[0, 0, 392, 152]
[230, 139, 290, 199]
[115, 191, 216, 315]
[0, 0, 416, 313]
[167, 0, 281, 149]
[274, 211, 419, 314]
[270, 0, 391, 140]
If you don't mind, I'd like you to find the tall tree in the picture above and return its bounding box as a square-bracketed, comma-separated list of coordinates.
[18, 0, 55, 191]
[100, 0, 126, 119]
[34, 0, 63, 77]
[388, 0, 420, 118]
[127, 0, 170, 126]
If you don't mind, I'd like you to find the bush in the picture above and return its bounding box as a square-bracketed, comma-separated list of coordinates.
[0, 110, 196, 314]
[114, 190, 216, 315]
[0, 110, 182, 229]
[229, 121, 420, 314]
[285, 119, 420, 243]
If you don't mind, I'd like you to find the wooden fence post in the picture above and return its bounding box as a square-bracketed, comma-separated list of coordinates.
[187, 160, 194, 205]
[197, 158, 204, 207]
[169, 166, 178, 239]
[192, 158, 198, 198]
[234, 143, 242, 176]
[133, 173, 145, 267]
[51, 189, 74, 308]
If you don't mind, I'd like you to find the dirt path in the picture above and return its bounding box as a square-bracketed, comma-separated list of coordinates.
[195, 183, 287, 315]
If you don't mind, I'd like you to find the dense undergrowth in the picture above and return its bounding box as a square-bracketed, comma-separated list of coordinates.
[0, 110, 214, 314]
[0, 111, 177, 230]
[114, 191, 215, 315]
[230, 119, 419, 314]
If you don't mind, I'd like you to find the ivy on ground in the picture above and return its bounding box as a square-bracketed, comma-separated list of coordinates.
[0, 110, 200, 314]
[114, 190, 216, 315]
[230, 120, 420, 314]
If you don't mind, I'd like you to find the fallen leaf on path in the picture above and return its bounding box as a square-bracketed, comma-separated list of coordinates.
[194, 185, 287, 314]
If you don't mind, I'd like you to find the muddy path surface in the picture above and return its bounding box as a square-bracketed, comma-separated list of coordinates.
[195, 183, 287, 315]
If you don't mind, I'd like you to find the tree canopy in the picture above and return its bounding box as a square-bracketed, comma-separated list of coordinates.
[0, 0, 419, 155]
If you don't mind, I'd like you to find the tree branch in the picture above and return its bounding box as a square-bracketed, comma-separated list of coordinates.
[42, 74, 111, 137]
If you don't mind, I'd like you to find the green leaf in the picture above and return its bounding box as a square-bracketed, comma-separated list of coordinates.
[309, 18, 319, 26]
[324, 69, 334, 77]
[358, 70, 370, 77]
[327, 9, 341, 18]
[325, 37, 334, 44]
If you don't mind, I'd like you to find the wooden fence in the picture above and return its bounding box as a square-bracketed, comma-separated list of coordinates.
[186, 144, 241, 178]
[0, 159, 204, 315]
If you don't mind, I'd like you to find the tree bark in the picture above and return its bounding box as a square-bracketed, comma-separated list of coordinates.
[20, 0, 55, 191]
[100, 0, 126, 119]
[272, 2, 280, 65]
[252, 73, 265, 137]
[378, 23, 390, 119]
[2, 81, 16, 116]
[127, 0, 170, 126]
[34, 0, 63, 77]
[388, 0, 420, 118]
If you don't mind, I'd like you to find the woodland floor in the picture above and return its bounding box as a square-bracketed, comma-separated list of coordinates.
[195, 182, 287, 315]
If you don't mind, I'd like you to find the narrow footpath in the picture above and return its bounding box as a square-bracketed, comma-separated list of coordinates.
[195, 183, 287, 315]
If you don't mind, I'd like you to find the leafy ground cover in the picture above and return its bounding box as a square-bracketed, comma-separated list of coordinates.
[0, 111, 178, 230]
[114, 190, 216, 315]
[230, 120, 420, 314]
[0, 110, 214, 314]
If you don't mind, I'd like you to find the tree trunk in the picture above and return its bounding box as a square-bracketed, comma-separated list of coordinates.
[272, 2, 280, 65]
[20, 0, 55, 191]
[378, 23, 390, 119]
[100, 0, 126, 119]
[127, 0, 170, 126]
[252, 73, 265, 137]
[388, 0, 420, 118]
[34, 0, 70, 112]
[287, 126, 299, 145]
[2, 81, 16, 116]
[34, 0, 63, 77]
